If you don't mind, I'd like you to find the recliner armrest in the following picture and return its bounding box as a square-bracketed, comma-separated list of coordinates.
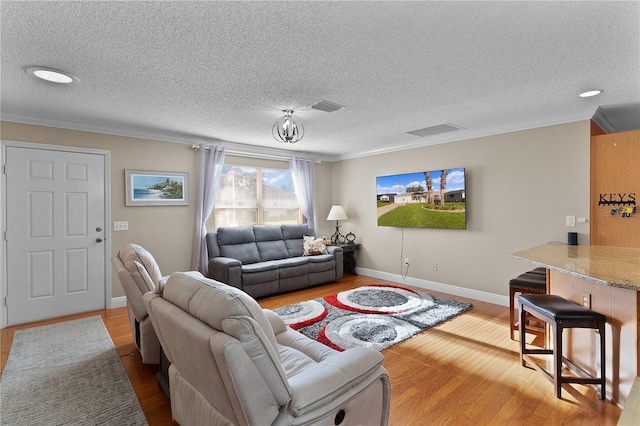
[208, 257, 242, 286]
[326, 245, 343, 255]
[287, 347, 384, 416]
[264, 309, 287, 335]
[326, 245, 344, 279]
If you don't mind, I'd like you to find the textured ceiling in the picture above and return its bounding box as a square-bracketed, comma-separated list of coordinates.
[1, 1, 639, 161]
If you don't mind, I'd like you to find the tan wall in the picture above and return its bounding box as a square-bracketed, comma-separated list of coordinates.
[331, 121, 591, 296]
[1, 120, 590, 300]
[1, 121, 335, 299]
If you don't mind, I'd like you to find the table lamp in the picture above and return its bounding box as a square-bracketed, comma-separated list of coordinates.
[327, 205, 348, 244]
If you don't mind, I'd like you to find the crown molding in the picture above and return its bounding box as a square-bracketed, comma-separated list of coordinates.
[0, 112, 331, 163]
[1, 108, 596, 163]
[590, 107, 618, 134]
[333, 109, 598, 161]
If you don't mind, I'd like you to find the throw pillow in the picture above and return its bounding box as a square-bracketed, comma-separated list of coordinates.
[303, 235, 328, 256]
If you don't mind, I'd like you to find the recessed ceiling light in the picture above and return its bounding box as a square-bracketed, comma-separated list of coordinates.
[579, 90, 602, 98]
[26, 66, 77, 84]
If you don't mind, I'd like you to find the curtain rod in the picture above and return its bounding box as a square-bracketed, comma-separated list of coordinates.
[191, 144, 321, 163]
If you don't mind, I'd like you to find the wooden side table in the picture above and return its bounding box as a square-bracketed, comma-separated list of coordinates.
[338, 243, 361, 275]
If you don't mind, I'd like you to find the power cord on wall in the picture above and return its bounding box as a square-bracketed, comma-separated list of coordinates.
[400, 227, 409, 279]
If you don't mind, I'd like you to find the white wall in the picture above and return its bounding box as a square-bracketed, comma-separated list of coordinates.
[331, 121, 591, 303]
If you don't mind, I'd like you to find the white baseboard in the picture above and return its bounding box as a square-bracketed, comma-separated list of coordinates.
[110, 296, 127, 309]
[107, 271, 509, 310]
[356, 267, 509, 307]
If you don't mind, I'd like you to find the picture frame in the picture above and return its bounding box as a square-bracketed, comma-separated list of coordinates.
[125, 169, 189, 206]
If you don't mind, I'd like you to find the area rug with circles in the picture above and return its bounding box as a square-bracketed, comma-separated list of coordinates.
[274, 283, 473, 351]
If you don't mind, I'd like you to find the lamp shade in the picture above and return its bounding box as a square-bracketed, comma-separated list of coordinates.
[327, 205, 348, 221]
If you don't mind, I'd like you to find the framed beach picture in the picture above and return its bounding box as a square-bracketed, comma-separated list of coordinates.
[125, 169, 189, 206]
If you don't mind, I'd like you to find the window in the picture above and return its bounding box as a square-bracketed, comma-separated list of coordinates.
[213, 165, 302, 228]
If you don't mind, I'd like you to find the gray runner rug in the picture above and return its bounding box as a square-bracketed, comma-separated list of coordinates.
[0, 316, 148, 426]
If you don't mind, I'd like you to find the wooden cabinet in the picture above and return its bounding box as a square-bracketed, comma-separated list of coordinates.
[590, 129, 640, 247]
[550, 269, 639, 405]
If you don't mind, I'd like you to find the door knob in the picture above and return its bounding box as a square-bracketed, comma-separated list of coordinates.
[96, 226, 103, 232]
[96, 237, 103, 243]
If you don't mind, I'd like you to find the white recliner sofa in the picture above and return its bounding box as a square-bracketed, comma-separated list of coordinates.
[112, 243, 165, 364]
[144, 271, 391, 426]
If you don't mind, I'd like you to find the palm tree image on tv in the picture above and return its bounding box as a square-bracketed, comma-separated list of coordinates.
[376, 168, 466, 229]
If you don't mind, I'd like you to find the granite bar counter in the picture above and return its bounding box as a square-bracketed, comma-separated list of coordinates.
[512, 243, 640, 406]
[512, 243, 640, 290]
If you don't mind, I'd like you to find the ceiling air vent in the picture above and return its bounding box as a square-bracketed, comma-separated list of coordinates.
[407, 123, 463, 137]
[311, 100, 345, 113]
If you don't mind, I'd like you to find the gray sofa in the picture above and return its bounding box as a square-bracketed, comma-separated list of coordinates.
[206, 224, 343, 298]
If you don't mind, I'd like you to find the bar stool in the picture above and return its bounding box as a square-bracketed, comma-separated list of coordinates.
[509, 268, 547, 340]
[518, 294, 606, 399]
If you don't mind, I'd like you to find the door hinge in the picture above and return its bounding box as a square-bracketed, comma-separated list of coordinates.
[4, 297, 7, 307]
[3, 164, 6, 175]
[3, 230, 7, 241]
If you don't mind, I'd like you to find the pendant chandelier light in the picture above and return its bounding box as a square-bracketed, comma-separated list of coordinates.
[272, 110, 304, 143]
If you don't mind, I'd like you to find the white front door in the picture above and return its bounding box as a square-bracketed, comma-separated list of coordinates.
[5, 146, 107, 325]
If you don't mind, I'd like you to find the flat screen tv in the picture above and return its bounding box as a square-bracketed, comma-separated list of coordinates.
[376, 168, 466, 229]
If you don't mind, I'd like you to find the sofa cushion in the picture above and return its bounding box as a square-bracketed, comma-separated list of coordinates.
[254, 226, 289, 261]
[308, 255, 336, 273]
[282, 224, 311, 240]
[257, 240, 289, 261]
[283, 224, 310, 257]
[162, 271, 278, 351]
[119, 243, 162, 293]
[132, 260, 156, 293]
[217, 226, 261, 264]
[275, 257, 308, 268]
[241, 262, 280, 286]
[241, 261, 279, 273]
[217, 226, 256, 245]
[221, 316, 291, 405]
[220, 243, 261, 264]
[303, 236, 328, 256]
[278, 258, 310, 279]
[254, 225, 284, 242]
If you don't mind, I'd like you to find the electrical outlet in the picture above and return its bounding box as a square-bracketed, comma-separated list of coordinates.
[581, 292, 591, 309]
[566, 215, 576, 227]
[404, 258, 410, 265]
[433, 262, 438, 271]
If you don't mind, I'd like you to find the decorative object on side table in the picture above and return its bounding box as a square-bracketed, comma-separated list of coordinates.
[327, 205, 348, 244]
[345, 232, 356, 244]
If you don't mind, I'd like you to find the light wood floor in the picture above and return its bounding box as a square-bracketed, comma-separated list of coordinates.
[1, 274, 622, 425]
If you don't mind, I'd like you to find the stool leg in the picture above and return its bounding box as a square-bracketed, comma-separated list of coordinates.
[510, 287, 516, 340]
[519, 305, 526, 366]
[554, 323, 562, 399]
[599, 323, 606, 400]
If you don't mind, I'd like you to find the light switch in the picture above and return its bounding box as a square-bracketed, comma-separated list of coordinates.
[113, 221, 129, 231]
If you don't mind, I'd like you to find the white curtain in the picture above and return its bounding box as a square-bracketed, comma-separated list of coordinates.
[289, 156, 317, 234]
[191, 144, 226, 274]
